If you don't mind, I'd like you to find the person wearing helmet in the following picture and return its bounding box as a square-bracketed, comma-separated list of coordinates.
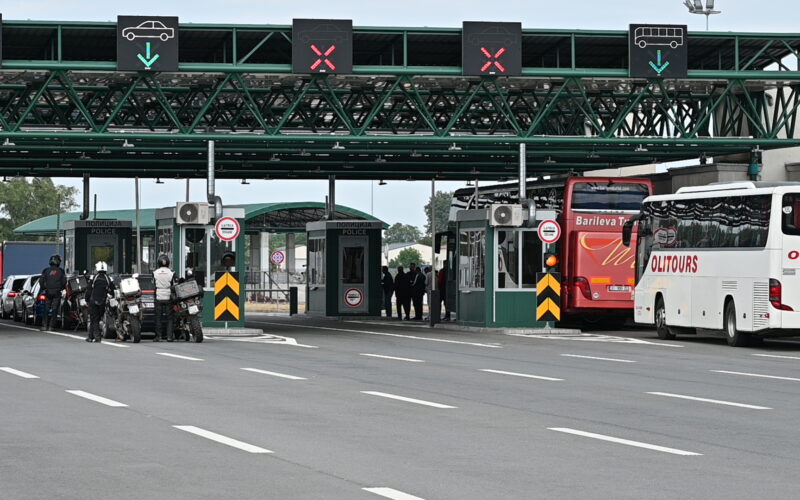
[84, 261, 115, 342]
[154, 254, 176, 342]
[39, 254, 67, 332]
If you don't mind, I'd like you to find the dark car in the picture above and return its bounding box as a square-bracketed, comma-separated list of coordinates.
[22, 281, 48, 326]
[12, 275, 40, 322]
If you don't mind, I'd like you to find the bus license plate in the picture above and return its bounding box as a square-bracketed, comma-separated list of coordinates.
[609, 285, 630, 292]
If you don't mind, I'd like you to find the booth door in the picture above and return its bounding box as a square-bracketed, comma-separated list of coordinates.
[457, 229, 486, 325]
[339, 236, 368, 314]
[86, 234, 118, 274]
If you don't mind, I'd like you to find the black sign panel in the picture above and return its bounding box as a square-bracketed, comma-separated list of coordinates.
[462, 22, 522, 77]
[292, 19, 353, 74]
[629, 24, 688, 79]
[117, 16, 179, 72]
[0, 14, 3, 67]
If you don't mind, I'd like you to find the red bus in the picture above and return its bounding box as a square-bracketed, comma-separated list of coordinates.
[449, 176, 653, 326]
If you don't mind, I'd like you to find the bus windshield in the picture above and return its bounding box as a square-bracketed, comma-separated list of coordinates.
[570, 182, 650, 212]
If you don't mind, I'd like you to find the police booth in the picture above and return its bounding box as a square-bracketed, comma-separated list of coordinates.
[306, 220, 382, 317]
[63, 219, 132, 275]
[450, 207, 557, 328]
[155, 203, 246, 328]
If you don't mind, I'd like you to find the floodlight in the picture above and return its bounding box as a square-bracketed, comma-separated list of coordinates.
[448, 143, 462, 152]
[155, 178, 164, 184]
[332, 141, 345, 150]
[241, 178, 250, 184]
[378, 180, 387, 186]
[122, 139, 134, 148]
[685, 0, 722, 30]
[2, 138, 16, 147]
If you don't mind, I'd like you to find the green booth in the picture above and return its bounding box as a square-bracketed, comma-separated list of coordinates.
[64, 219, 133, 275]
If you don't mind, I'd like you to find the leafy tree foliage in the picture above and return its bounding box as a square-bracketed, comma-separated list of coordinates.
[0, 178, 78, 241]
[384, 223, 423, 245]
[389, 247, 423, 270]
[424, 191, 453, 237]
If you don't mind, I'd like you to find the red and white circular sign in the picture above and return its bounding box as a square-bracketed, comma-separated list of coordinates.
[215, 217, 240, 242]
[270, 250, 285, 266]
[538, 219, 561, 244]
[344, 288, 364, 307]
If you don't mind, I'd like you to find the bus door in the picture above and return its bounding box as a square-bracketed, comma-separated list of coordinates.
[780, 194, 800, 313]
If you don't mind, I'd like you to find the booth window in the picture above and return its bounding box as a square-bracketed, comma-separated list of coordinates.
[157, 226, 173, 264]
[497, 229, 541, 290]
[91, 245, 115, 272]
[459, 230, 485, 289]
[342, 246, 365, 284]
[308, 238, 326, 285]
[184, 227, 208, 288]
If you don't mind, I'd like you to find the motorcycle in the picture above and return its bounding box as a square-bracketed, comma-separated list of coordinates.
[61, 274, 89, 331]
[113, 276, 143, 343]
[173, 276, 204, 343]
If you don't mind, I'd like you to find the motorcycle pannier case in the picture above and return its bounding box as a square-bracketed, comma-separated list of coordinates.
[174, 280, 202, 300]
[119, 278, 141, 296]
[68, 275, 88, 293]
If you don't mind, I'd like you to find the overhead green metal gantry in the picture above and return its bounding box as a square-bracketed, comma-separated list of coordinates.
[1, 20, 800, 180]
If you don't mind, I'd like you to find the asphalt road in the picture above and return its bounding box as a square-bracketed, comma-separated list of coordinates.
[3, 315, 800, 499]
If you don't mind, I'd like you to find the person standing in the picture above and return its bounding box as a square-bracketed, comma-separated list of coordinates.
[394, 266, 411, 320]
[85, 261, 114, 342]
[411, 267, 426, 320]
[381, 266, 394, 319]
[39, 254, 67, 332]
[154, 254, 176, 342]
[438, 261, 450, 321]
[424, 267, 433, 319]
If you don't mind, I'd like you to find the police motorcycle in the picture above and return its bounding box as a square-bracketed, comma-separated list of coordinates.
[173, 271, 204, 343]
[60, 273, 89, 331]
[111, 275, 143, 343]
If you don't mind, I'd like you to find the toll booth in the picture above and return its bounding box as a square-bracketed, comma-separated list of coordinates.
[63, 219, 132, 275]
[155, 205, 246, 328]
[306, 220, 382, 317]
[454, 209, 555, 328]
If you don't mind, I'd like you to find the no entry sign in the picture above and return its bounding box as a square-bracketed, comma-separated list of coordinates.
[538, 220, 561, 244]
[215, 217, 240, 242]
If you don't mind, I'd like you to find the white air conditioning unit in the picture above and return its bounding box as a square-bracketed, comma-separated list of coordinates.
[489, 204, 524, 227]
[176, 202, 211, 225]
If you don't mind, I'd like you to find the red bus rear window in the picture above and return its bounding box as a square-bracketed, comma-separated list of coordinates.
[571, 182, 650, 212]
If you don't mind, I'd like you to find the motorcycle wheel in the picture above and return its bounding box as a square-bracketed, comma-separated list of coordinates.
[189, 316, 203, 343]
[129, 316, 142, 343]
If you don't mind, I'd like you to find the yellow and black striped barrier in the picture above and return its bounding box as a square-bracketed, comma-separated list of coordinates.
[214, 272, 240, 321]
[536, 272, 561, 322]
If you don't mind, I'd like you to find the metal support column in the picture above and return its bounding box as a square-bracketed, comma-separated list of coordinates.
[328, 175, 336, 220]
[135, 177, 141, 273]
[519, 143, 527, 200]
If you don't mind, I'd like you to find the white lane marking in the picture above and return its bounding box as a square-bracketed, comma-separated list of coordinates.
[4, 323, 132, 348]
[0, 367, 39, 379]
[480, 369, 563, 381]
[360, 353, 424, 363]
[252, 320, 502, 348]
[509, 332, 683, 348]
[208, 334, 319, 349]
[173, 425, 273, 454]
[361, 391, 457, 409]
[2, 323, 41, 332]
[561, 354, 636, 363]
[711, 370, 800, 382]
[241, 368, 307, 380]
[66, 390, 128, 408]
[647, 392, 772, 410]
[363, 487, 425, 500]
[548, 427, 702, 456]
[156, 352, 203, 361]
[752, 354, 800, 361]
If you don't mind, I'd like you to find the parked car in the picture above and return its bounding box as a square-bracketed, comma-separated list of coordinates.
[22, 281, 47, 326]
[2, 274, 30, 319]
[12, 275, 40, 322]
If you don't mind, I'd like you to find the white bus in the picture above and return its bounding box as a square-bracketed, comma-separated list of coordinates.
[623, 182, 800, 346]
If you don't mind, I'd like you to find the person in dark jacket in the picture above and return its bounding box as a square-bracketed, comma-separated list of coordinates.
[40, 254, 67, 332]
[394, 266, 411, 320]
[438, 262, 450, 321]
[410, 266, 426, 320]
[381, 266, 394, 318]
[84, 261, 115, 342]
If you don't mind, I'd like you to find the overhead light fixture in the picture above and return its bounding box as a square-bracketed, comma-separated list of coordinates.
[2, 138, 16, 147]
[378, 180, 387, 186]
[122, 139, 134, 148]
[448, 143, 462, 152]
[343, 164, 354, 169]
[332, 141, 345, 150]
[466, 180, 474, 187]
[299, 149, 311, 157]
[635, 145, 648, 152]
[587, 150, 600, 159]
[79, 152, 91, 160]
[98, 146, 111, 155]
[375, 155, 387, 163]
[241, 178, 250, 185]
[410, 150, 422, 158]
[544, 156, 556, 164]
[269, 154, 281, 162]
[155, 178, 164, 184]
[684, 0, 721, 30]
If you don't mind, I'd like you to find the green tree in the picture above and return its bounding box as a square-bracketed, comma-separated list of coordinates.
[0, 178, 78, 241]
[424, 191, 453, 237]
[389, 247, 423, 270]
[384, 223, 422, 244]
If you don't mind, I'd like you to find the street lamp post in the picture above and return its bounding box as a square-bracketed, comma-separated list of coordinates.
[683, 0, 721, 31]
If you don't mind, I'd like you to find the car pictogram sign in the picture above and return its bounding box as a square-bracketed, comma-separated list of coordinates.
[292, 19, 353, 74]
[117, 16, 179, 72]
[462, 22, 521, 76]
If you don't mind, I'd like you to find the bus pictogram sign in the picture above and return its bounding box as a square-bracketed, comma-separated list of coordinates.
[629, 24, 688, 79]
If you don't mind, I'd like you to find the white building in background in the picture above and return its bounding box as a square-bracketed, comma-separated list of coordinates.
[383, 242, 446, 268]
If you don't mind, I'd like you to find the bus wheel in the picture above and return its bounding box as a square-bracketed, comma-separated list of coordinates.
[724, 301, 749, 347]
[655, 297, 675, 340]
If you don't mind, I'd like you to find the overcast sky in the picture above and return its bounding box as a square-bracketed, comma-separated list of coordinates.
[3, 1, 791, 228]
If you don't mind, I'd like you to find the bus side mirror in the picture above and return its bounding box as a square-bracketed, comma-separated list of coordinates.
[622, 219, 634, 247]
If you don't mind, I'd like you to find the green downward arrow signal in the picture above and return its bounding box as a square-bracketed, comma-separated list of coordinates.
[648, 50, 670, 75]
[137, 42, 160, 68]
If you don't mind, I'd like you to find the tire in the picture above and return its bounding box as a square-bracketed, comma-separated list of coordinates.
[670, 41, 678, 49]
[189, 316, 203, 343]
[129, 317, 142, 344]
[724, 301, 749, 347]
[126, 33, 135, 41]
[160, 33, 169, 41]
[654, 297, 675, 340]
[638, 41, 647, 48]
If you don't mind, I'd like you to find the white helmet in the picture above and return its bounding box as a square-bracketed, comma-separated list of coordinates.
[95, 261, 108, 273]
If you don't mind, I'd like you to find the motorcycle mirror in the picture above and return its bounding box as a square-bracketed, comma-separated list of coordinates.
[132, 273, 139, 279]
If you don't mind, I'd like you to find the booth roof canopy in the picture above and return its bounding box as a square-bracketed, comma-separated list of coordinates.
[14, 202, 386, 236]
